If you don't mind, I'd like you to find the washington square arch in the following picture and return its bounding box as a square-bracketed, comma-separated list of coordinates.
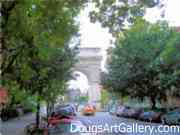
[72, 47, 103, 109]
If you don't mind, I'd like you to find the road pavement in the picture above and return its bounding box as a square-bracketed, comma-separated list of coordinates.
[1, 112, 180, 135]
[77, 112, 180, 135]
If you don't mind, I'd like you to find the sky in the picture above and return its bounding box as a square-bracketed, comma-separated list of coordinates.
[68, 71, 89, 93]
[79, 0, 179, 49]
[69, 0, 180, 93]
[145, 0, 180, 26]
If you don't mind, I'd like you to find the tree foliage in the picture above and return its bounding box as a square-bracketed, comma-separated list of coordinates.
[0, 0, 86, 126]
[101, 89, 110, 108]
[78, 96, 89, 103]
[89, 0, 161, 36]
[102, 19, 180, 109]
[0, 0, 86, 98]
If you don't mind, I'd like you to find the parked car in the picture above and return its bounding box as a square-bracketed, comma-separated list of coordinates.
[109, 105, 117, 115]
[124, 108, 143, 119]
[1, 107, 19, 121]
[40, 105, 76, 127]
[139, 111, 162, 123]
[161, 109, 180, 125]
[54, 104, 77, 117]
[116, 106, 130, 117]
[47, 119, 87, 135]
[82, 104, 96, 115]
[120, 106, 131, 117]
[116, 105, 125, 117]
[48, 112, 74, 125]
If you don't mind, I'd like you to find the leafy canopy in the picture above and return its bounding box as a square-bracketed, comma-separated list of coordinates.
[90, 0, 162, 36]
[102, 19, 180, 108]
[1, 0, 86, 105]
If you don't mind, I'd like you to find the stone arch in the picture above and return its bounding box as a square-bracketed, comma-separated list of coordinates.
[72, 47, 102, 108]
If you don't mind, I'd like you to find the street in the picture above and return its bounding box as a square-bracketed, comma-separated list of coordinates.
[1, 112, 180, 135]
[77, 112, 180, 135]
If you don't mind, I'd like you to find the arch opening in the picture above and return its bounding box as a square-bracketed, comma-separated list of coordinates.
[66, 71, 90, 105]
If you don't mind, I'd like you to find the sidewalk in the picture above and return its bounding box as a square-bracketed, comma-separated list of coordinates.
[1, 113, 35, 135]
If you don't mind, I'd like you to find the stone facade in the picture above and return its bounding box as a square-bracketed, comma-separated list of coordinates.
[73, 47, 102, 109]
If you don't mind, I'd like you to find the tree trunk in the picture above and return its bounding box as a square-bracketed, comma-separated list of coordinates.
[51, 102, 55, 113]
[120, 92, 125, 105]
[36, 100, 40, 128]
[47, 102, 50, 118]
[1, 1, 17, 75]
[47, 102, 53, 116]
[150, 97, 156, 110]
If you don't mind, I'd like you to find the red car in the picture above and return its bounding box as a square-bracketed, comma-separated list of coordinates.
[48, 115, 73, 126]
[25, 115, 76, 135]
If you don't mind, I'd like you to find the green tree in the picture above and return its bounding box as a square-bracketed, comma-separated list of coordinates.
[101, 89, 110, 109]
[89, 0, 162, 36]
[41, 46, 77, 117]
[78, 96, 89, 104]
[102, 19, 180, 109]
[1, 0, 85, 75]
[0, 0, 86, 127]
